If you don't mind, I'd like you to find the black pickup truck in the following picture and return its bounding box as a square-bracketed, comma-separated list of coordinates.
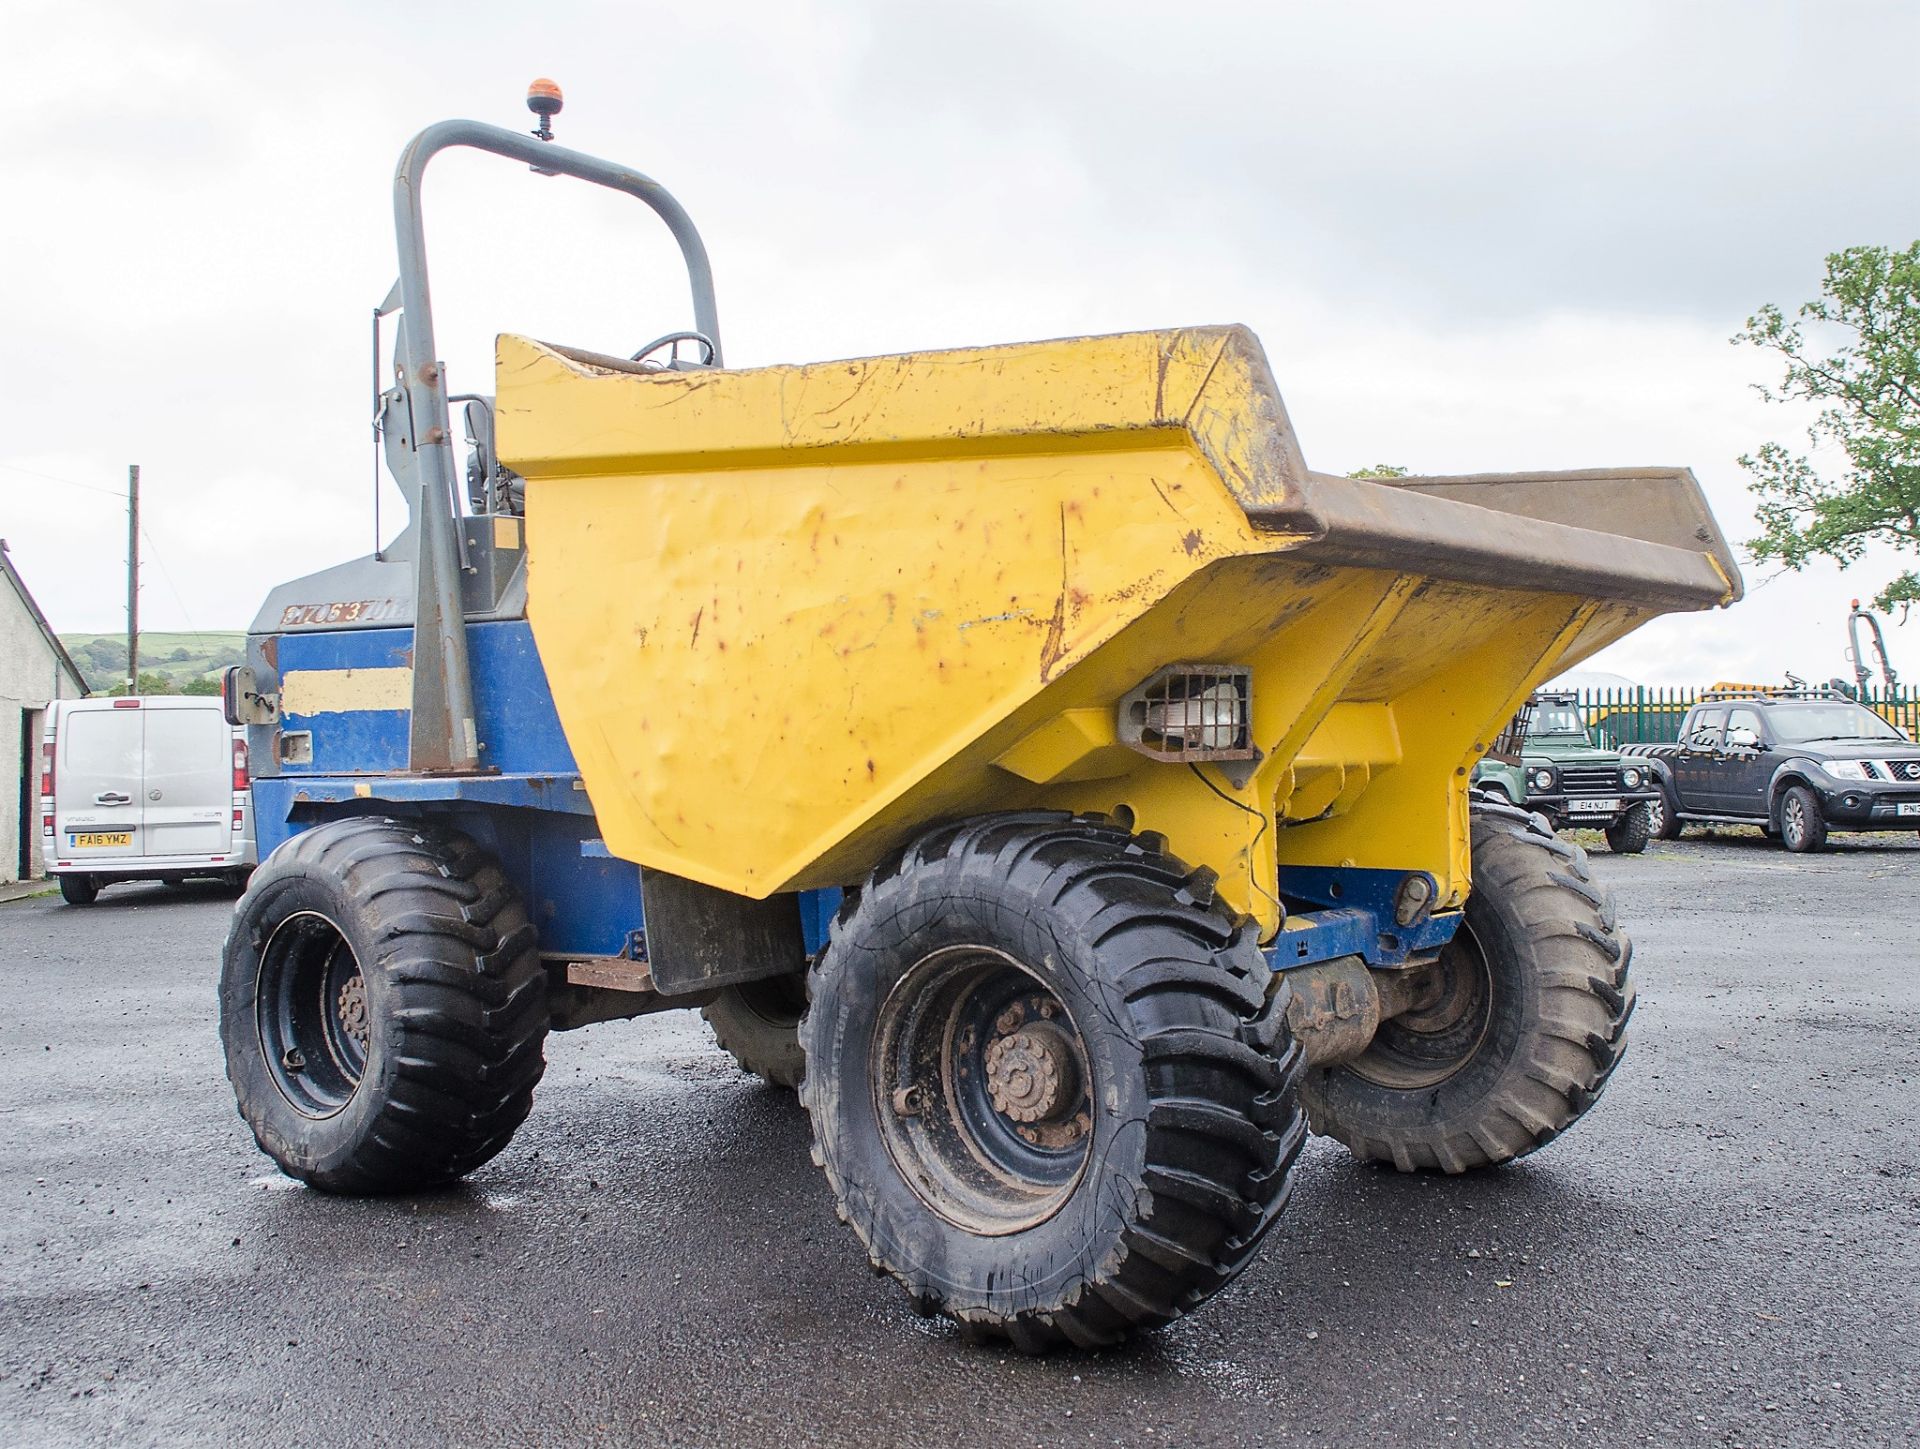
[1622, 693, 1920, 852]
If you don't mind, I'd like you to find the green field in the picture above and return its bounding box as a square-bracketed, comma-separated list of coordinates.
[60, 631, 246, 695]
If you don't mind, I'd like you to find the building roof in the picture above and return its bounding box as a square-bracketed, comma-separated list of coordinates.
[0, 539, 89, 696]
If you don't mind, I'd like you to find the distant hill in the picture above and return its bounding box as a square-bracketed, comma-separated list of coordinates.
[60, 631, 246, 695]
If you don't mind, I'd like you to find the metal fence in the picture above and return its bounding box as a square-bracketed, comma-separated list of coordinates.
[1576, 685, 1919, 748]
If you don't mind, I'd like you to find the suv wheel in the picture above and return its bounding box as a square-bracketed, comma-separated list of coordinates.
[1778, 785, 1828, 853]
[1646, 782, 1681, 841]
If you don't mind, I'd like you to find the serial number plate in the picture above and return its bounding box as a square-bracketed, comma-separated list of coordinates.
[1897, 802, 1920, 818]
[1567, 798, 1621, 814]
[70, 832, 132, 848]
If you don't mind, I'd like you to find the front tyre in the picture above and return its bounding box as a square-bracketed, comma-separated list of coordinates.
[219, 817, 548, 1193]
[800, 813, 1305, 1352]
[1300, 801, 1635, 1173]
[1778, 784, 1828, 853]
[1604, 801, 1653, 855]
[1646, 781, 1681, 841]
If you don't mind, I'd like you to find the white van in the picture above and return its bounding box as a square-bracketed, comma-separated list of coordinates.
[39, 696, 256, 905]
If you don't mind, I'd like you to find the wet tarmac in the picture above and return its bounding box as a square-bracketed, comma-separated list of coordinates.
[3, 831, 1916, 1447]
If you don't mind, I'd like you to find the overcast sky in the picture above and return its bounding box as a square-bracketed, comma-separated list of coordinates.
[4, 0, 1916, 686]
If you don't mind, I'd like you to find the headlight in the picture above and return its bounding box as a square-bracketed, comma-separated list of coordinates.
[1530, 768, 1555, 791]
[1622, 766, 1643, 789]
[1118, 665, 1254, 761]
[1820, 760, 1869, 780]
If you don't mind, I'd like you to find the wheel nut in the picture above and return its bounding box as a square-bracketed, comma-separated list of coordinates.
[891, 1085, 926, 1117]
[994, 1005, 1024, 1034]
[282, 1048, 306, 1073]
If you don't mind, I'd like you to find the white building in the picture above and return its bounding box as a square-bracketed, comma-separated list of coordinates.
[1, 540, 88, 883]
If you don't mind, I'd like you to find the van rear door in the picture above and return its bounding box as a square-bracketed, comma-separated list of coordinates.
[54, 704, 147, 861]
[142, 702, 232, 857]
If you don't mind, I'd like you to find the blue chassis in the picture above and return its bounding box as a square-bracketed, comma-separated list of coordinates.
[254, 621, 1460, 974]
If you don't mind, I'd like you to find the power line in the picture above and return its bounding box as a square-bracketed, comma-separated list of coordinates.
[0, 460, 124, 498]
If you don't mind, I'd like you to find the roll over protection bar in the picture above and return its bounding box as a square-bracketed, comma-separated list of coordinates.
[388, 118, 722, 771]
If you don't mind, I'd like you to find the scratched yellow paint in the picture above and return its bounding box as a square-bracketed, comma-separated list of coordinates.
[495, 327, 1714, 935]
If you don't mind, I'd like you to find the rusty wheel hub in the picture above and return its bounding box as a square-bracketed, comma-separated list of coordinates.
[979, 998, 1091, 1150]
[984, 1026, 1072, 1122]
[336, 975, 370, 1051]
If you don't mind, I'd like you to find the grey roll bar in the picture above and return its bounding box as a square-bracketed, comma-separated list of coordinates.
[389, 118, 722, 772]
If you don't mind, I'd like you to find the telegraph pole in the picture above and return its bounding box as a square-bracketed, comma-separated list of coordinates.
[126, 464, 140, 694]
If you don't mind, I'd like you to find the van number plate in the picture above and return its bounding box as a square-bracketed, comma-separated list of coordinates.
[71, 832, 132, 848]
[1898, 803, 1920, 818]
[1567, 798, 1620, 815]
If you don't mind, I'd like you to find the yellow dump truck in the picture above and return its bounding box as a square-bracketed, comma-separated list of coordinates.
[218, 90, 1742, 1352]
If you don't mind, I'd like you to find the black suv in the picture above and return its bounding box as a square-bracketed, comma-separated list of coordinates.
[1624, 693, 1920, 852]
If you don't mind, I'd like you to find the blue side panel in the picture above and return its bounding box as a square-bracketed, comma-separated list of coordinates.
[799, 888, 843, 956]
[273, 628, 409, 775]
[273, 620, 577, 777]
[1265, 865, 1463, 971]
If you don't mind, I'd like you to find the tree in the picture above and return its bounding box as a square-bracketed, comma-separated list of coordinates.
[1349, 464, 1409, 479]
[106, 671, 185, 697]
[1735, 242, 1920, 615]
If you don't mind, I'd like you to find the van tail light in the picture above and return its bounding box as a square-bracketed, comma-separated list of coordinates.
[40, 741, 53, 799]
[233, 737, 250, 792]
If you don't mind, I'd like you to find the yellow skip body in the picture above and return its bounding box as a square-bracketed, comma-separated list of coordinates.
[497, 325, 1738, 937]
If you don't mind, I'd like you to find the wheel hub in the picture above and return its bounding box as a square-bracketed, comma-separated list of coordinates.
[873, 948, 1096, 1235]
[337, 975, 370, 1051]
[984, 1025, 1075, 1123]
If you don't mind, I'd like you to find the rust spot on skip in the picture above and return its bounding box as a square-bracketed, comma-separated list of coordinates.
[866, 758, 876, 779]
[1181, 529, 1205, 555]
[690, 607, 704, 646]
[1037, 503, 1070, 681]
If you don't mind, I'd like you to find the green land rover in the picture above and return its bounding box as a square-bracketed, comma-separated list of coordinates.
[1474, 692, 1662, 853]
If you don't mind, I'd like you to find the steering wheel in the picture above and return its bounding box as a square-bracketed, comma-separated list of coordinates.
[631, 330, 717, 369]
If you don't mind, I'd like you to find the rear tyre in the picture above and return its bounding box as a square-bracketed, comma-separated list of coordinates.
[1646, 780, 1681, 841]
[800, 813, 1305, 1351]
[219, 817, 548, 1193]
[58, 874, 99, 906]
[703, 976, 807, 1088]
[1299, 801, 1634, 1173]
[1604, 802, 1653, 855]
[1778, 785, 1827, 853]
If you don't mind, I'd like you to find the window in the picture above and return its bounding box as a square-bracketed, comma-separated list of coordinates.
[1527, 704, 1587, 738]
[1685, 708, 1726, 748]
[1765, 703, 1906, 744]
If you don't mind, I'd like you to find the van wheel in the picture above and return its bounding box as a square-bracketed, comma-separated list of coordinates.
[801, 813, 1305, 1351]
[220, 817, 548, 1193]
[58, 874, 99, 906]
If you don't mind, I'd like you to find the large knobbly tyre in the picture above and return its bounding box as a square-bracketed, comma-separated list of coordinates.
[220, 817, 548, 1193]
[1604, 801, 1653, 855]
[1299, 800, 1634, 1173]
[703, 976, 807, 1088]
[799, 813, 1306, 1352]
